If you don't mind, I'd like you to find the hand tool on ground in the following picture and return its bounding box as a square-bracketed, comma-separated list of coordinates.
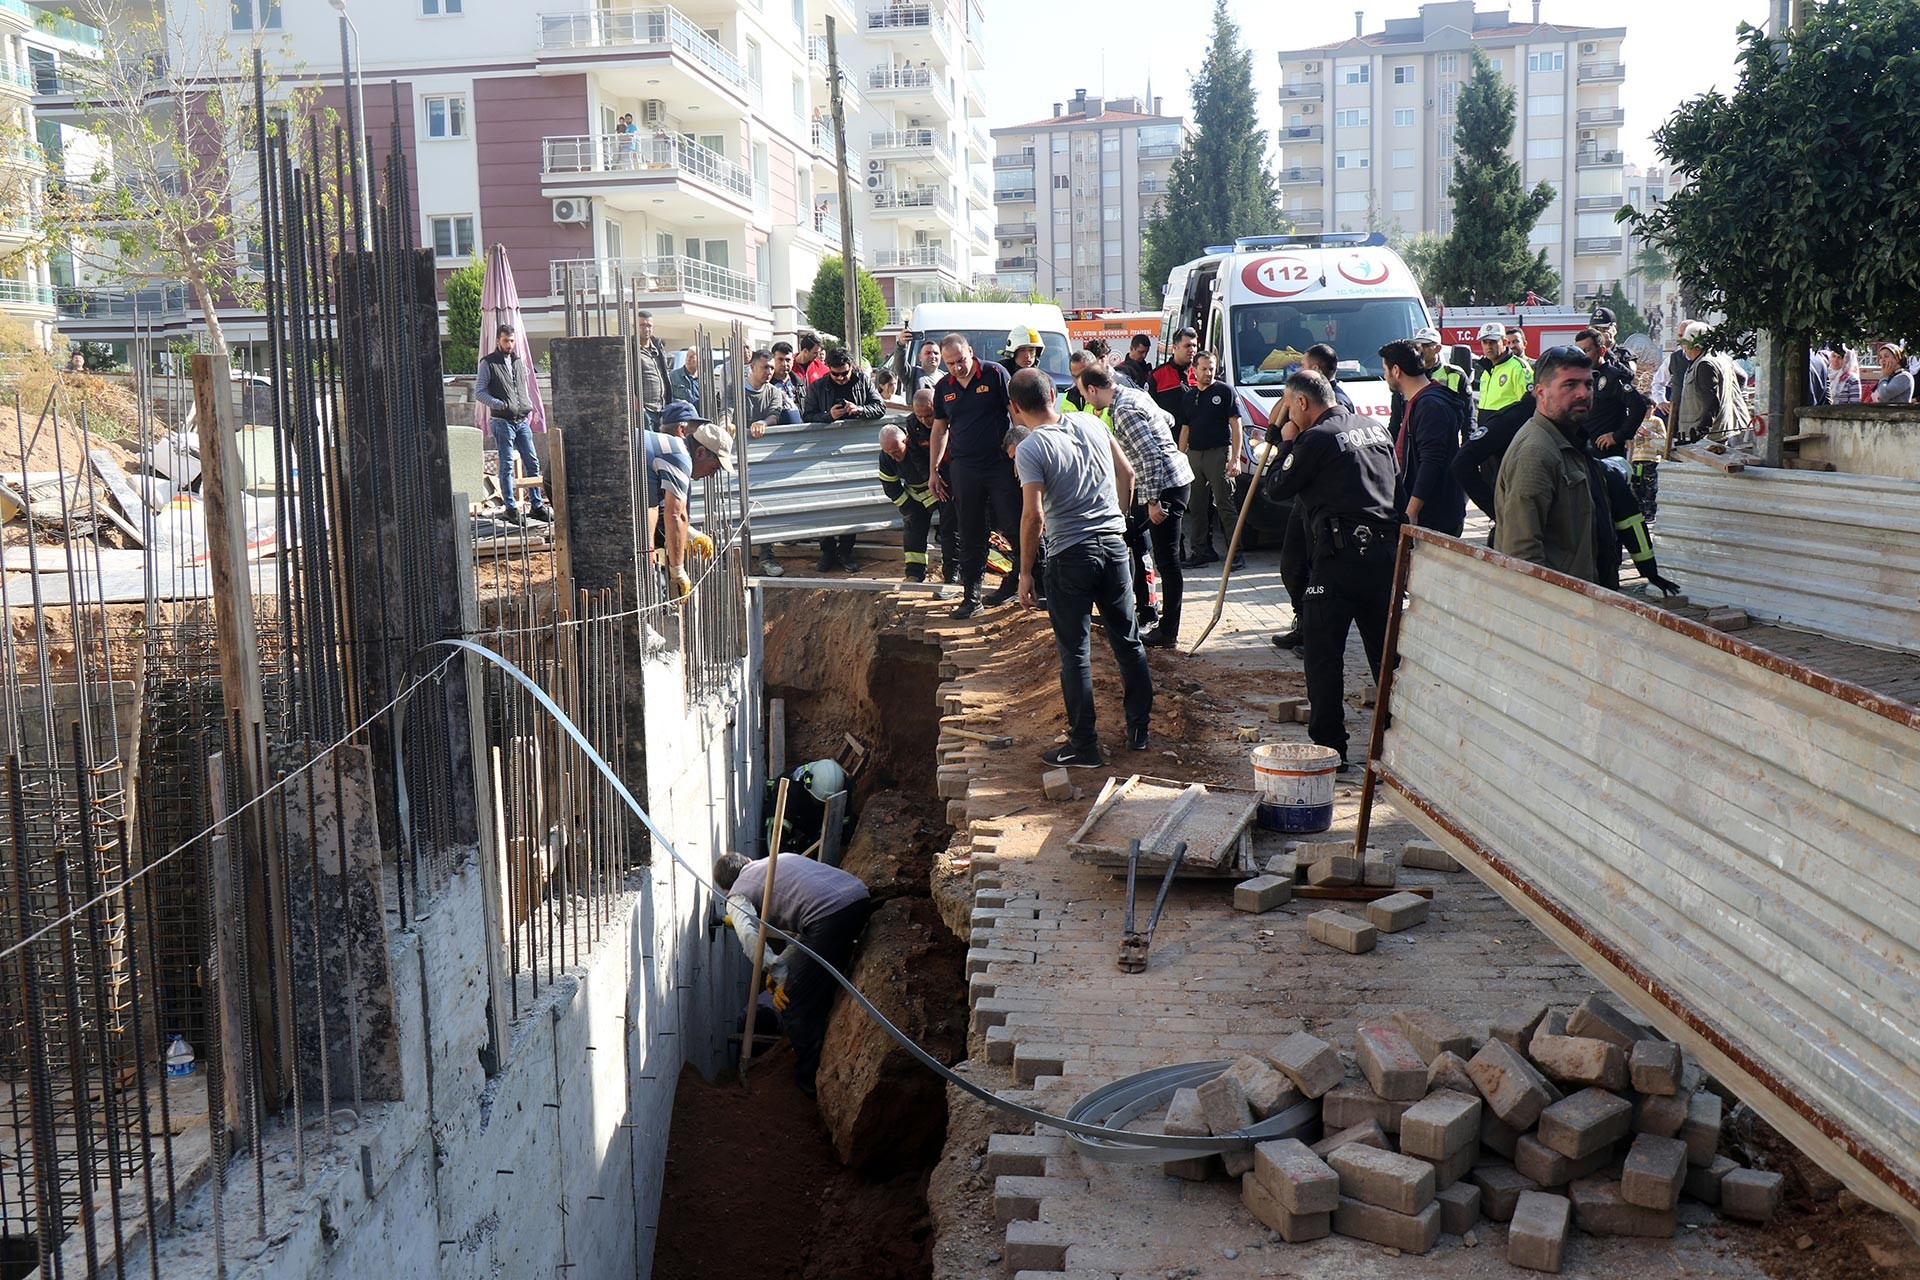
[1188, 437, 1281, 653]
[1118, 838, 1189, 973]
[946, 726, 1012, 749]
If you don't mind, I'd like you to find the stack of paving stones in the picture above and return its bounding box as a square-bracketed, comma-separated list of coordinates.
[1234, 838, 1449, 954]
[1113, 998, 1786, 1269]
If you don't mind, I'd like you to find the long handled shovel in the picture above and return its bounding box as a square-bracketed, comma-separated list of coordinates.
[1187, 439, 1281, 654]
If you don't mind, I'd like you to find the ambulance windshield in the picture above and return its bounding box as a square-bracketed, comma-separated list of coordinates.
[1229, 297, 1428, 387]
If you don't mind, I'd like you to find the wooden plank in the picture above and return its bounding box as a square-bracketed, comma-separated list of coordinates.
[1066, 774, 1133, 848]
[1671, 445, 1749, 473]
[545, 424, 574, 610]
[767, 697, 786, 781]
[204, 753, 248, 1148]
[819, 790, 848, 867]
[1782, 432, 1828, 444]
[1783, 457, 1836, 472]
[1069, 775, 1259, 871]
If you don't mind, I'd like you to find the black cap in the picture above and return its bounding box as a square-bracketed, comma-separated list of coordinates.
[1591, 306, 1617, 326]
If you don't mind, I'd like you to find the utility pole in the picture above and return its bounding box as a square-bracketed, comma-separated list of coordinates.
[1758, 0, 1804, 468]
[826, 17, 862, 360]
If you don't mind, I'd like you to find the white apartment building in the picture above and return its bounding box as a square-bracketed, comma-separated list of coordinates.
[33, 0, 991, 353]
[1275, 1, 1631, 307]
[988, 89, 1182, 311]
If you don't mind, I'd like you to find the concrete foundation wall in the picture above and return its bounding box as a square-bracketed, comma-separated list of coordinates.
[1797, 405, 1920, 480]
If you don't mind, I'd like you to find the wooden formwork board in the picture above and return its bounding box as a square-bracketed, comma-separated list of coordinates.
[1067, 774, 1258, 876]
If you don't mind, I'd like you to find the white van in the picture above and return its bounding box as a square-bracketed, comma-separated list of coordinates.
[898, 301, 1074, 393]
[1159, 233, 1433, 430]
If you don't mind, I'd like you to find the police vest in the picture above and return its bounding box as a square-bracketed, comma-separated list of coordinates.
[1432, 364, 1467, 398]
[1478, 357, 1530, 413]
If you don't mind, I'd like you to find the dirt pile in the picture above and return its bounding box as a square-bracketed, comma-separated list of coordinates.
[837, 790, 950, 904]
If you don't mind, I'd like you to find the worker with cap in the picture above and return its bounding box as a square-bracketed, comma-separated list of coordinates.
[644, 402, 731, 597]
[714, 847, 871, 1094]
[1001, 325, 1045, 377]
[878, 418, 941, 582]
[763, 758, 851, 854]
[1574, 324, 1650, 460]
[1390, 326, 1470, 442]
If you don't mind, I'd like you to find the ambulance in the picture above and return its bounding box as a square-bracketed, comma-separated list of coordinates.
[1158, 232, 1434, 432]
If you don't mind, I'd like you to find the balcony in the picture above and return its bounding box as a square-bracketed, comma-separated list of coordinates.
[995, 221, 1034, 239]
[1573, 281, 1608, 302]
[1289, 207, 1324, 227]
[809, 118, 859, 170]
[804, 36, 863, 108]
[1137, 142, 1179, 160]
[996, 256, 1035, 271]
[0, 63, 29, 96]
[1278, 124, 1324, 144]
[869, 128, 953, 171]
[1578, 61, 1626, 83]
[1278, 82, 1324, 101]
[865, 64, 953, 114]
[57, 284, 189, 323]
[1574, 194, 1623, 211]
[1277, 165, 1324, 185]
[1576, 236, 1624, 255]
[808, 207, 863, 255]
[992, 152, 1033, 169]
[1575, 148, 1623, 168]
[536, 6, 749, 102]
[968, 169, 990, 204]
[994, 186, 1034, 202]
[0, 278, 54, 309]
[871, 186, 954, 219]
[964, 1, 984, 69]
[967, 121, 989, 159]
[872, 247, 957, 274]
[541, 134, 758, 215]
[548, 255, 770, 314]
[1139, 179, 1169, 197]
[1577, 106, 1624, 127]
[8, 1, 99, 49]
[863, 3, 956, 51]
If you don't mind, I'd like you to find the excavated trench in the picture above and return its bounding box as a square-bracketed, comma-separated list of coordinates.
[651, 589, 964, 1280]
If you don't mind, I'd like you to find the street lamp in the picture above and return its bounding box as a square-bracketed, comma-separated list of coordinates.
[329, 0, 371, 245]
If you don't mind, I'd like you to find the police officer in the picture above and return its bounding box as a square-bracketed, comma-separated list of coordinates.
[1389, 326, 1469, 441]
[1261, 369, 1401, 767]
[1450, 322, 1539, 521]
[1575, 320, 1649, 460]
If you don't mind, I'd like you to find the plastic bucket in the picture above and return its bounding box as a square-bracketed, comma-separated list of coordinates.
[1251, 742, 1340, 833]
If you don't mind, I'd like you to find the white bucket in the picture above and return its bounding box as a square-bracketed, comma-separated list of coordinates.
[1250, 743, 1341, 833]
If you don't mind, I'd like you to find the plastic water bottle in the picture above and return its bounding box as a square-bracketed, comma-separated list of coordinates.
[165, 1035, 195, 1077]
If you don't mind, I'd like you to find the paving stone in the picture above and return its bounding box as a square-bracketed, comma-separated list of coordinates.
[1356, 1025, 1429, 1101]
[1295, 841, 1352, 872]
[1252, 1138, 1340, 1214]
[1566, 995, 1647, 1052]
[1003, 1219, 1069, 1272]
[986, 1133, 1070, 1178]
[1490, 1001, 1549, 1052]
[1400, 1089, 1482, 1161]
[1629, 1039, 1682, 1095]
[1391, 1009, 1475, 1061]
[1261, 851, 1298, 880]
[1041, 768, 1074, 801]
[1233, 874, 1293, 913]
[1720, 1168, 1785, 1222]
[1419, 1142, 1481, 1190]
[1436, 1179, 1482, 1234]
[1514, 1132, 1616, 1189]
[1197, 1072, 1256, 1175]
[1365, 890, 1427, 932]
[1427, 1050, 1478, 1097]
[994, 1175, 1087, 1224]
[1537, 1088, 1633, 1159]
[1225, 1054, 1302, 1120]
[1480, 1109, 1522, 1159]
[1568, 1175, 1679, 1238]
[1470, 1159, 1542, 1222]
[1682, 1090, 1723, 1166]
[1160, 1086, 1214, 1181]
[1013, 1043, 1069, 1085]
[1467, 1039, 1556, 1130]
[1508, 1191, 1572, 1273]
[1310, 1119, 1388, 1160]
[1306, 855, 1361, 887]
[1241, 1172, 1332, 1242]
[1633, 1088, 1691, 1138]
[1536, 1008, 1571, 1040]
[1267, 1031, 1344, 1099]
[1329, 1143, 1437, 1214]
[1306, 909, 1375, 953]
[1400, 839, 1460, 872]
[1321, 1081, 1416, 1135]
[1332, 1196, 1442, 1254]
[1269, 695, 1310, 723]
[1529, 1034, 1629, 1091]
[1621, 1134, 1688, 1211]
[1362, 848, 1398, 887]
[1706, 606, 1750, 631]
[1682, 1154, 1739, 1206]
[986, 1024, 1015, 1064]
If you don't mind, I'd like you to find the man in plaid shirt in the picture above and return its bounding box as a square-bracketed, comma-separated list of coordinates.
[1074, 364, 1194, 648]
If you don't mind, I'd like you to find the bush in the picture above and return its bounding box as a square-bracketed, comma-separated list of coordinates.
[444, 259, 486, 375]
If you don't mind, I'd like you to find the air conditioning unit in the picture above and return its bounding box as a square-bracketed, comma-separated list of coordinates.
[641, 99, 668, 128]
[868, 159, 883, 173]
[865, 172, 885, 190]
[1579, 129, 1596, 142]
[913, 229, 929, 246]
[552, 197, 590, 225]
[1580, 42, 1597, 55]
[1302, 104, 1316, 115]
[1304, 61, 1320, 72]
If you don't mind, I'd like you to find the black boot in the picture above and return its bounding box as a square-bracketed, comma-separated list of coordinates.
[951, 579, 984, 620]
[983, 575, 1019, 607]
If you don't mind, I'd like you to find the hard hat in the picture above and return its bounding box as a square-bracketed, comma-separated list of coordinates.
[1476, 322, 1506, 341]
[1412, 326, 1442, 346]
[1005, 325, 1043, 353]
[796, 759, 848, 803]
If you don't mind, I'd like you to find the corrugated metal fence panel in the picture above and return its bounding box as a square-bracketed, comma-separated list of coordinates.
[689, 418, 902, 547]
[1377, 534, 1920, 1229]
[1655, 462, 1920, 654]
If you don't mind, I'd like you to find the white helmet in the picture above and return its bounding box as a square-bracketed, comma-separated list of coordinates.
[1476, 321, 1506, 341]
[1005, 325, 1043, 354]
[796, 759, 848, 803]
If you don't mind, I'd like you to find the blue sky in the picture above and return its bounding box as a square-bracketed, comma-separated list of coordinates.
[975, 0, 1772, 170]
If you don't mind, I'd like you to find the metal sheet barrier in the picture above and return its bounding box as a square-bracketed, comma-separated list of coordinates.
[1655, 461, 1920, 654]
[1366, 530, 1920, 1231]
[692, 417, 901, 548]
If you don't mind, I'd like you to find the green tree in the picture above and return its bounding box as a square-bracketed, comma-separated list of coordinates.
[1425, 47, 1559, 305]
[444, 258, 486, 375]
[1394, 232, 1446, 297]
[1591, 282, 1647, 337]
[805, 255, 888, 366]
[1138, 0, 1281, 307]
[1626, 0, 1920, 351]
[940, 280, 1062, 307]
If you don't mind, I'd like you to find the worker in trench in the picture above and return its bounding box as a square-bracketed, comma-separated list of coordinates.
[714, 848, 872, 1095]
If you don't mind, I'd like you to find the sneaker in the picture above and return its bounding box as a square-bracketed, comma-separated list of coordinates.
[983, 578, 1019, 607]
[758, 556, 785, 578]
[1040, 743, 1105, 769]
[527, 503, 554, 524]
[1230, 553, 1247, 571]
[815, 553, 837, 574]
[1180, 551, 1217, 569]
[1137, 608, 1160, 631]
[502, 508, 526, 527]
[1141, 626, 1179, 649]
[1271, 629, 1304, 651]
[1126, 727, 1149, 752]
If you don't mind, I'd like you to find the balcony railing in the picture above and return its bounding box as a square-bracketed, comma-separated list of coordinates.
[1575, 194, 1623, 211]
[809, 118, 859, 167]
[1278, 124, 1324, 143]
[535, 5, 747, 91]
[4, 0, 100, 49]
[991, 152, 1033, 169]
[869, 127, 951, 161]
[549, 255, 769, 309]
[1576, 236, 1623, 255]
[1139, 179, 1167, 196]
[1277, 165, 1324, 185]
[995, 186, 1034, 202]
[1289, 207, 1324, 226]
[873, 247, 955, 272]
[1578, 61, 1626, 82]
[57, 283, 189, 320]
[1137, 142, 1179, 159]
[809, 207, 863, 254]
[1573, 281, 1608, 301]
[541, 133, 756, 202]
[1278, 82, 1324, 100]
[994, 221, 1035, 238]
[865, 64, 951, 109]
[871, 186, 954, 216]
[0, 278, 53, 307]
[863, 3, 953, 44]
[995, 256, 1035, 271]
[1576, 148, 1623, 168]
[1577, 106, 1624, 127]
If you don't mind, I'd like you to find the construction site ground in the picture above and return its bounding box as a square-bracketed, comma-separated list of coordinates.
[839, 523, 1920, 1280]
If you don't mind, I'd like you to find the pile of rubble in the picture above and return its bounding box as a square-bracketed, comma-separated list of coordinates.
[1232, 838, 1458, 952]
[1160, 996, 1784, 1271]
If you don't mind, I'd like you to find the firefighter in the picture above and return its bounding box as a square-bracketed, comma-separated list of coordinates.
[878, 421, 940, 582]
[764, 758, 851, 855]
[1001, 326, 1045, 377]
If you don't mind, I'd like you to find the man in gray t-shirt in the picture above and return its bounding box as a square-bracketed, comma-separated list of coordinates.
[1004, 368, 1154, 767]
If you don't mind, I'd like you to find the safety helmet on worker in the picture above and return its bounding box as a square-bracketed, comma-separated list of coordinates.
[1476, 321, 1506, 341]
[795, 759, 848, 803]
[1005, 325, 1043, 355]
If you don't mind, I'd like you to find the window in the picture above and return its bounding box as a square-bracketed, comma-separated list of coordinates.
[1527, 137, 1563, 160]
[752, 143, 769, 205]
[792, 76, 804, 120]
[1528, 222, 1562, 246]
[1527, 51, 1565, 73]
[1137, 124, 1180, 149]
[793, 0, 804, 26]
[1577, 211, 1618, 237]
[1393, 108, 1415, 128]
[1392, 148, 1414, 169]
[1052, 174, 1070, 189]
[1101, 167, 1118, 187]
[1528, 94, 1565, 117]
[656, 231, 675, 258]
[1337, 61, 1370, 85]
[1335, 150, 1370, 170]
[1102, 132, 1119, 153]
[1437, 53, 1458, 74]
[424, 95, 466, 140]
[1334, 191, 1366, 212]
[1391, 189, 1415, 211]
[422, 0, 462, 13]
[1102, 206, 1119, 222]
[1490, 58, 1503, 75]
[1392, 65, 1414, 85]
[430, 215, 475, 260]
[1051, 135, 1068, 155]
[1334, 109, 1368, 128]
[1104, 272, 1121, 295]
[1053, 207, 1069, 224]
[231, 0, 281, 30]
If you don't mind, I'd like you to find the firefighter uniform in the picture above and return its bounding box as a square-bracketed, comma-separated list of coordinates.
[878, 427, 942, 582]
[1261, 404, 1403, 761]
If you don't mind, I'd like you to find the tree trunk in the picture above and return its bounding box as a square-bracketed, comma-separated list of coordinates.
[189, 270, 228, 358]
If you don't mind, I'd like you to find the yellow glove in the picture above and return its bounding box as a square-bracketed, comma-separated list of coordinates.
[688, 532, 715, 559]
[771, 984, 790, 1014]
[670, 568, 693, 599]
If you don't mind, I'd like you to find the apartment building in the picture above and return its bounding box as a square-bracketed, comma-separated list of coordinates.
[988, 89, 1181, 310]
[1274, 1, 1630, 307]
[32, 0, 991, 354]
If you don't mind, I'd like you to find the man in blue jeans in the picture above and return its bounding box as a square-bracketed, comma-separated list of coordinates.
[1006, 367, 1153, 767]
[476, 325, 550, 526]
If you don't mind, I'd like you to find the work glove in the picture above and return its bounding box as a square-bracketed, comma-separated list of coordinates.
[771, 983, 791, 1014]
[688, 532, 715, 559]
[670, 567, 693, 599]
[1646, 569, 1681, 596]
